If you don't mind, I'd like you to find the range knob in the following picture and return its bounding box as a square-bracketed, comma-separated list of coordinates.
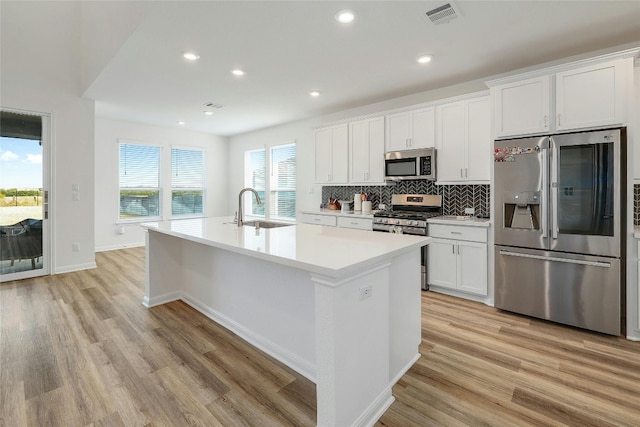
[395, 219, 401, 225]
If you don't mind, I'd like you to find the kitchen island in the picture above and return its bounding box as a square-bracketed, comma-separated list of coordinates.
[141, 217, 430, 427]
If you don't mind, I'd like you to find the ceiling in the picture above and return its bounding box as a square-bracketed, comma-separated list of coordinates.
[83, 1, 640, 137]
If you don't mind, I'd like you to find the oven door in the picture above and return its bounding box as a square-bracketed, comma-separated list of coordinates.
[385, 157, 418, 180]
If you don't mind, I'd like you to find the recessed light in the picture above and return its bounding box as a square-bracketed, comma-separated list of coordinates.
[183, 52, 200, 61]
[309, 91, 320, 97]
[177, 120, 185, 125]
[231, 69, 245, 76]
[417, 54, 433, 64]
[204, 111, 214, 116]
[335, 9, 355, 24]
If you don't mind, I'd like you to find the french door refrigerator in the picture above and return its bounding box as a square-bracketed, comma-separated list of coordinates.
[494, 128, 625, 335]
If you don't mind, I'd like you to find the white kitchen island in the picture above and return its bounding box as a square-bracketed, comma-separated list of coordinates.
[141, 217, 430, 427]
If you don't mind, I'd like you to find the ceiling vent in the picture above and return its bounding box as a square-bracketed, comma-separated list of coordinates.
[204, 102, 223, 109]
[425, 2, 460, 25]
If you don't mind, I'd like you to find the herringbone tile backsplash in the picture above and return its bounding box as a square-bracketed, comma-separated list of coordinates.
[634, 184, 640, 226]
[321, 181, 490, 217]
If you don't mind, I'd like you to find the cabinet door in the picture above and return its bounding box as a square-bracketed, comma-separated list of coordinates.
[367, 117, 385, 182]
[457, 241, 487, 295]
[492, 75, 550, 138]
[331, 124, 349, 183]
[410, 107, 436, 148]
[427, 239, 457, 290]
[465, 97, 491, 181]
[349, 119, 369, 183]
[436, 101, 466, 182]
[386, 112, 410, 151]
[314, 127, 333, 183]
[555, 59, 627, 131]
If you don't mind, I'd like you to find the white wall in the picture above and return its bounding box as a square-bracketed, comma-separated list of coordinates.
[228, 79, 488, 213]
[1, 1, 96, 273]
[94, 117, 229, 251]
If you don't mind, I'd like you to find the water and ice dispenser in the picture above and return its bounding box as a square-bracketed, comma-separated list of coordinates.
[503, 192, 541, 230]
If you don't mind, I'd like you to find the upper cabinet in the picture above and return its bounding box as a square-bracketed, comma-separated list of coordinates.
[488, 52, 637, 139]
[555, 59, 627, 131]
[386, 107, 435, 151]
[349, 116, 385, 184]
[492, 75, 551, 138]
[314, 124, 348, 184]
[436, 95, 490, 183]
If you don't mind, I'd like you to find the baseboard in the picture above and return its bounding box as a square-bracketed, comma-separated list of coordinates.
[351, 385, 395, 427]
[390, 352, 421, 386]
[180, 292, 317, 383]
[95, 242, 145, 252]
[142, 291, 181, 308]
[55, 261, 97, 274]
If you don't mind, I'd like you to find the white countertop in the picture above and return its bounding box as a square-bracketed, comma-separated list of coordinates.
[142, 216, 430, 278]
[300, 209, 375, 218]
[427, 216, 492, 227]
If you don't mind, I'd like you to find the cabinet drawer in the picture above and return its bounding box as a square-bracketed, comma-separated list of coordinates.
[337, 216, 372, 230]
[299, 213, 337, 227]
[428, 224, 487, 243]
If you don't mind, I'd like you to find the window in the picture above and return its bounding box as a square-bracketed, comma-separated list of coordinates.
[171, 147, 205, 217]
[119, 142, 160, 220]
[244, 142, 296, 221]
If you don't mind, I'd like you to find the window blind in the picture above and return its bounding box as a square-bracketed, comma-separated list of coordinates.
[171, 148, 205, 216]
[119, 143, 160, 219]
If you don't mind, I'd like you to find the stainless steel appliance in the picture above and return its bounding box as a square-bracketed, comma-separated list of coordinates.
[494, 128, 625, 335]
[373, 194, 442, 290]
[384, 148, 436, 181]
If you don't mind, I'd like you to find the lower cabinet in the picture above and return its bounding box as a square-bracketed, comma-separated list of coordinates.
[427, 224, 488, 296]
[299, 212, 372, 230]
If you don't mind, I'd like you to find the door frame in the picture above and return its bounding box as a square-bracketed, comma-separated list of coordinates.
[0, 107, 52, 282]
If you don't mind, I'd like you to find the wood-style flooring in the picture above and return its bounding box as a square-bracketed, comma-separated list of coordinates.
[1, 247, 639, 426]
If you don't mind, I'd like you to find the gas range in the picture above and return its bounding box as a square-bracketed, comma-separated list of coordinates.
[373, 194, 442, 235]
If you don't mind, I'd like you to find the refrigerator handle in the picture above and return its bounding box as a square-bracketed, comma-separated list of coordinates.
[541, 148, 548, 239]
[550, 138, 559, 239]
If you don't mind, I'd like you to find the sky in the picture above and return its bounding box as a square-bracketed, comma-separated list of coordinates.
[0, 136, 42, 189]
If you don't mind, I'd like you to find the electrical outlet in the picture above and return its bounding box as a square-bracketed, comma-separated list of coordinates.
[464, 207, 475, 215]
[359, 285, 372, 301]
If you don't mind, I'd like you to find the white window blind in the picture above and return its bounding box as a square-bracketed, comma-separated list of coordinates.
[270, 143, 296, 220]
[171, 147, 205, 216]
[244, 142, 295, 221]
[119, 143, 160, 220]
[245, 149, 266, 216]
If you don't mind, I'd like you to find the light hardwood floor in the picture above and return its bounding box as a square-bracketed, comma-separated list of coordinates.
[1, 247, 639, 426]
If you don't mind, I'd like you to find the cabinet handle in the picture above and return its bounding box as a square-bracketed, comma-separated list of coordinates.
[450, 231, 462, 235]
[314, 218, 321, 222]
[460, 168, 463, 178]
[457, 245, 460, 255]
[465, 168, 468, 178]
[406, 138, 410, 148]
[557, 114, 561, 127]
[544, 115, 548, 127]
[452, 244, 455, 254]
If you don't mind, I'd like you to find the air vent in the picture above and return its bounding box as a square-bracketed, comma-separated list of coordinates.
[204, 102, 223, 109]
[425, 2, 459, 25]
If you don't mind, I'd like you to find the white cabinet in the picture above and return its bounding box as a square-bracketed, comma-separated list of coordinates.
[555, 59, 627, 131]
[427, 224, 488, 296]
[299, 212, 372, 230]
[349, 117, 385, 184]
[315, 124, 348, 184]
[436, 96, 490, 183]
[299, 213, 337, 227]
[337, 216, 373, 231]
[386, 107, 435, 151]
[490, 57, 632, 138]
[492, 76, 551, 138]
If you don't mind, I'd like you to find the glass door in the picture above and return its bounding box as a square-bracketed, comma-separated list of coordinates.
[0, 110, 49, 281]
[550, 129, 621, 257]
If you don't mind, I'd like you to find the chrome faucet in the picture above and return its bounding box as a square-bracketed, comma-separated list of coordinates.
[237, 187, 262, 227]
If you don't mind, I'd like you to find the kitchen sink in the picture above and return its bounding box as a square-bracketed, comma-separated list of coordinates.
[242, 220, 294, 229]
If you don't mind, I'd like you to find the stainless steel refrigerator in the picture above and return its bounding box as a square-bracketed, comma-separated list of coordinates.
[494, 128, 625, 336]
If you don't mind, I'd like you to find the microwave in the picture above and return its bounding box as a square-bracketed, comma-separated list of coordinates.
[384, 148, 436, 181]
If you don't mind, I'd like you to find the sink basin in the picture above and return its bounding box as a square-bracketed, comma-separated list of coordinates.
[242, 220, 293, 229]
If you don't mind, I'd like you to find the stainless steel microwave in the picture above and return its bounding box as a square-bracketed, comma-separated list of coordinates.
[384, 148, 436, 181]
